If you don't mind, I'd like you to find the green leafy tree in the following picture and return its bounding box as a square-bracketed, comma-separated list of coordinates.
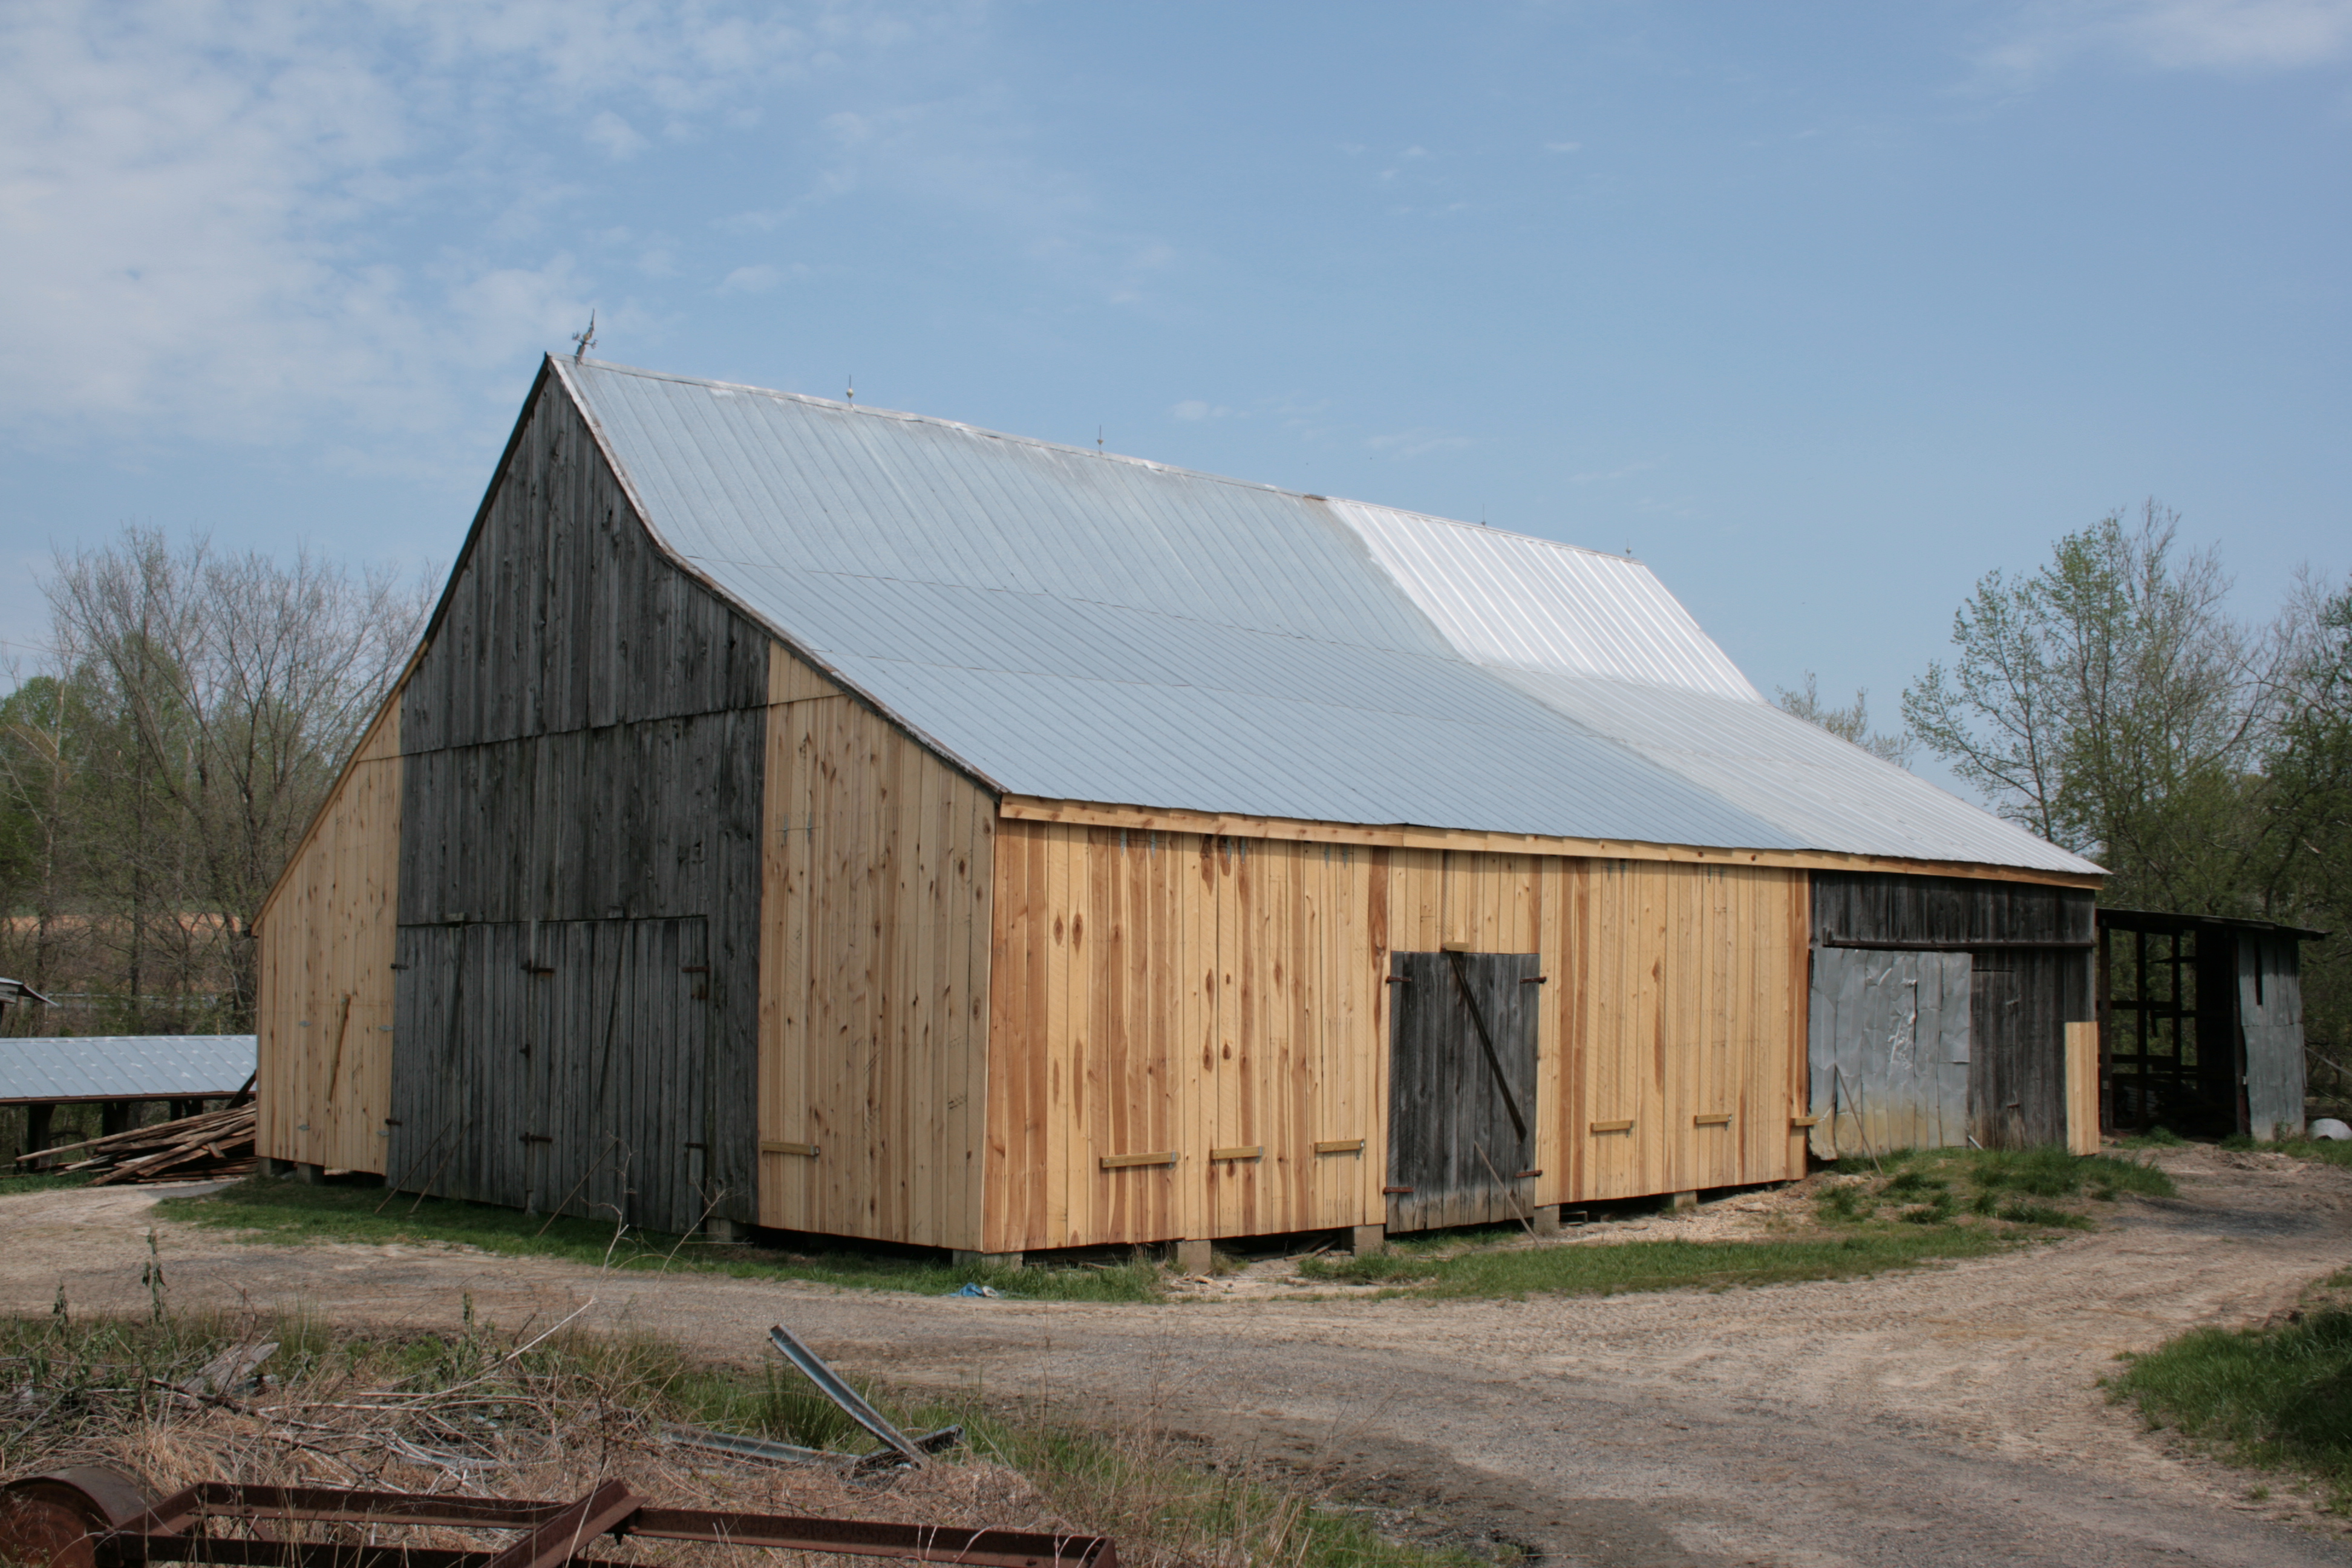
[1901, 502, 2285, 912]
[2263, 578, 2352, 1062]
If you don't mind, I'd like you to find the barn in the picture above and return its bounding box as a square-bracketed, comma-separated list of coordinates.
[254, 354, 2105, 1261]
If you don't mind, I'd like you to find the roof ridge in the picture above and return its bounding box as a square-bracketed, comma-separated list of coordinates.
[1324, 495, 1645, 566]
[571, 356, 1616, 560]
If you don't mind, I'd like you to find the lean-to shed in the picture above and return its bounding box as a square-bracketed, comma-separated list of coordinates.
[255, 356, 2106, 1256]
[2097, 908, 2324, 1142]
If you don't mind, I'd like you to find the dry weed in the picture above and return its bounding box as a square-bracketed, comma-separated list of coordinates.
[4, 1305, 1452, 1568]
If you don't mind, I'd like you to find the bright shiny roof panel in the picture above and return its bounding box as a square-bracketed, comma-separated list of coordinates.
[1330, 500, 1760, 699]
[555, 359, 2099, 877]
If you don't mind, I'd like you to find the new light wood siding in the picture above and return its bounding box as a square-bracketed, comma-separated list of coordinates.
[983, 822, 1808, 1253]
[255, 698, 403, 1172]
[757, 646, 995, 1249]
[1563, 857, 1811, 1203]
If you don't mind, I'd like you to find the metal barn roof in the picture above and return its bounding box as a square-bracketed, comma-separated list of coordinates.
[0, 1035, 256, 1105]
[557, 359, 2099, 877]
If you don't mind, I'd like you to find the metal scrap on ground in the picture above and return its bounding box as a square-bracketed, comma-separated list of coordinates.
[765, 1324, 935, 1468]
[660, 1422, 963, 1473]
[0, 1466, 1117, 1568]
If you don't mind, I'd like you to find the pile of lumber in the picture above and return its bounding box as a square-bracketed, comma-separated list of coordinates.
[15, 1103, 256, 1184]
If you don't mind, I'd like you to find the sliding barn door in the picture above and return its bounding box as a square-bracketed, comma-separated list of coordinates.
[388, 916, 712, 1234]
[1387, 950, 1541, 1232]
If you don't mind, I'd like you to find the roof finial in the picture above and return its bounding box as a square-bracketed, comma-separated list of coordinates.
[1097, 425, 1104, 451]
[570, 310, 596, 362]
[846, 374, 854, 405]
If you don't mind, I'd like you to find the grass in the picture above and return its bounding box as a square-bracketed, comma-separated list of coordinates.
[0, 1168, 97, 1194]
[1298, 1144, 2172, 1299]
[2114, 1268, 2352, 1509]
[2114, 1126, 2193, 1149]
[0, 1307, 1483, 1568]
[153, 1177, 1165, 1304]
[1298, 1227, 2012, 1295]
[146, 1146, 2175, 1309]
[2215, 1132, 2352, 1170]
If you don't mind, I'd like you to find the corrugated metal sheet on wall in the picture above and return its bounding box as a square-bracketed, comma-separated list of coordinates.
[558, 358, 2098, 876]
[2243, 933, 2307, 1141]
[1808, 950, 1971, 1160]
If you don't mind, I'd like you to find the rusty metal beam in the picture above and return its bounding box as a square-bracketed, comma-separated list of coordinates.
[630, 1509, 1117, 1568]
[479, 1482, 639, 1568]
[5, 1469, 1117, 1568]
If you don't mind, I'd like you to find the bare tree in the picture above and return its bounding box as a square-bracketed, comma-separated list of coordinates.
[0, 673, 85, 1005]
[34, 528, 430, 1027]
[1773, 672, 1916, 768]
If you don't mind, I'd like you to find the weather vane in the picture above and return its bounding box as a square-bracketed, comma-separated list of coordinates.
[570, 312, 597, 361]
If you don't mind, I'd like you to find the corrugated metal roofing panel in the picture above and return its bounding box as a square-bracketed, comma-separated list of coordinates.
[0, 1035, 256, 1105]
[1488, 672, 2094, 874]
[557, 359, 2100, 876]
[1330, 500, 1762, 699]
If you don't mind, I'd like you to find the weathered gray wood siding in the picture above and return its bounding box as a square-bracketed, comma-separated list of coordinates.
[1385, 949, 1540, 1232]
[2241, 932, 2307, 1141]
[388, 369, 769, 1233]
[1811, 873, 2094, 1149]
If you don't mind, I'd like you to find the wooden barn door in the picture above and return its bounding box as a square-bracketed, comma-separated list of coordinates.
[389, 916, 711, 1235]
[1386, 949, 1540, 1232]
[525, 916, 711, 1235]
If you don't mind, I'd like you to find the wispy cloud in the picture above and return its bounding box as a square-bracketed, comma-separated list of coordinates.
[1365, 428, 1473, 459]
[791, 90, 1184, 309]
[1981, 0, 2352, 81]
[1171, 399, 1236, 420]
[719, 264, 782, 294]
[1568, 461, 1655, 485]
[0, 1, 909, 452]
[585, 110, 647, 158]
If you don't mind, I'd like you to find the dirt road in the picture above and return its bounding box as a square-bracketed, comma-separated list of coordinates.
[7, 1148, 2351, 1567]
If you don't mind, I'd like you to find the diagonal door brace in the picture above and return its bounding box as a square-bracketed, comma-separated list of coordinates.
[1445, 950, 1529, 1146]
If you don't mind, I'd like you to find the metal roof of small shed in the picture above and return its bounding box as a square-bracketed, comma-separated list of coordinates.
[0, 1035, 256, 1105]
[557, 358, 2099, 877]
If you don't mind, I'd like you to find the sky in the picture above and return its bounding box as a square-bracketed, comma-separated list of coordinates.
[1, 0, 2346, 768]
